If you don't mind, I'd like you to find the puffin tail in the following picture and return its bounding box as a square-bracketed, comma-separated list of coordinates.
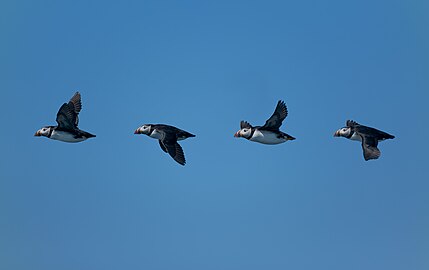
[83, 131, 96, 138]
[284, 133, 295, 141]
[381, 131, 395, 140]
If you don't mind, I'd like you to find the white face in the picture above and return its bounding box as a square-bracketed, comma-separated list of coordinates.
[235, 128, 252, 139]
[34, 127, 51, 137]
[335, 127, 351, 137]
[135, 124, 151, 135]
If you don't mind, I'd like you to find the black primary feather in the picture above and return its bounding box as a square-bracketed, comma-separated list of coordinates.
[261, 100, 288, 131]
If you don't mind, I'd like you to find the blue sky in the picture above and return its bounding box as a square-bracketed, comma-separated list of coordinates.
[1, 0, 428, 269]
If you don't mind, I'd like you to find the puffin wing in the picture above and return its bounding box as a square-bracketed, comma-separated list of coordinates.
[360, 134, 381, 160]
[158, 140, 168, 153]
[161, 135, 186, 165]
[69, 92, 82, 114]
[56, 92, 81, 129]
[261, 100, 288, 131]
[68, 92, 82, 126]
[56, 104, 78, 130]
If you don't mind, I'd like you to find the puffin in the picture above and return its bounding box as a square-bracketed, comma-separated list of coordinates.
[234, 100, 295, 144]
[134, 124, 195, 165]
[34, 92, 96, 143]
[334, 120, 394, 160]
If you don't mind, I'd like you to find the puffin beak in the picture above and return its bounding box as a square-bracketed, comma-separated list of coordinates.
[134, 128, 140, 134]
[333, 130, 340, 137]
[34, 130, 41, 136]
[234, 131, 240, 138]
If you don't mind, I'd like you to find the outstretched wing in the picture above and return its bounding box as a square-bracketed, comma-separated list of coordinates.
[56, 92, 81, 129]
[360, 135, 381, 161]
[160, 134, 186, 165]
[163, 141, 186, 165]
[56, 104, 78, 130]
[158, 140, 168, 153]
[261, 100, 288, 131]
[69, 92, 82, 114]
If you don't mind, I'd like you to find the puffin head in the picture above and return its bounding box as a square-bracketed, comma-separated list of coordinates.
[334, 127, 352, 138]
[134, 124, 152, 135]
[34, 126, 52, 138]
[234, 128, 252, 139]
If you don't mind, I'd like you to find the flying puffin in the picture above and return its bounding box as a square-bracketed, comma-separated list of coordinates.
[34, 92, 96, 143]
[334, 120, 394, 160]
[234, 100, 295, 144]
[134, 124, 195, 166]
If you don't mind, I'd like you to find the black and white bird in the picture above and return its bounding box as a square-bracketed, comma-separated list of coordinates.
[134, 124, 195, 166]
[234, 100, 295, 144]
[34, 92, 96, 143]
[334, 120, 394, 160]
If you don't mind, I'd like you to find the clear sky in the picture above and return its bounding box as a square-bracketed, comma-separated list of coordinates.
[1, 0, 428, 269]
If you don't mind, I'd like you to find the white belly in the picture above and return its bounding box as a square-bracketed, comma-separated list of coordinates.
[350, 133, 362, 142]
[50, 130, 86, 143]
[149, 130, 164, 140]
[250, 130, 287, 145]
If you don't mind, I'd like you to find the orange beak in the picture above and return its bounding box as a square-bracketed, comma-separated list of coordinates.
[333, 130, 340, 137]
[34, 130, 41, 136]
[134, 128, 140, 134]
[234, 131, 240, 137]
